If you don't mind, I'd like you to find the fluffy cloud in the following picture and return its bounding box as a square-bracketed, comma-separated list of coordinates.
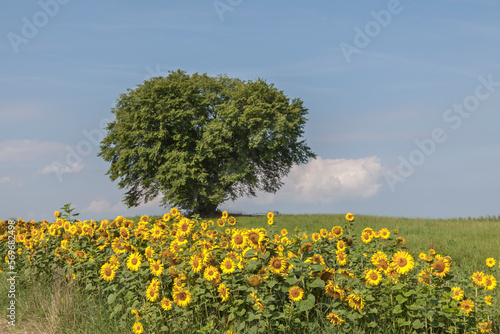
[35, 162, 84, 176]
[0, 176, 10, 184]
[281, 156, 384, 203]
[82, 200, 126, 214]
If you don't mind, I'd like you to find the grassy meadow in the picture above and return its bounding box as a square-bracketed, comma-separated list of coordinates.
[0, 213, 499, 333]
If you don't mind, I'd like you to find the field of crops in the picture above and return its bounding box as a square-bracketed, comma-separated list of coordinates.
[0, 210, 499, 333]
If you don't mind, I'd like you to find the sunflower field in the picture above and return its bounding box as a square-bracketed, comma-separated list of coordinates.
[0, 209, 499, 333]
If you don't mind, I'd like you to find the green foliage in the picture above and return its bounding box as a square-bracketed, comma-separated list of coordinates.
[98, 70, 316, 214]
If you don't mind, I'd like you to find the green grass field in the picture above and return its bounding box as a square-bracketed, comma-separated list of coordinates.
[1, 213, 499, 333]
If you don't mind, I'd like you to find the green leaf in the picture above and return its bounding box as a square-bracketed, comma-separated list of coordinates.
[297, 294, 315, 312]
[107, 293, 116, 304]
[367, 321, 378, 328]
[396, 295, 408, 304]
[392, 304, 403, 314]
[412, 319, 424, 329]
[307, 277, 325, 288]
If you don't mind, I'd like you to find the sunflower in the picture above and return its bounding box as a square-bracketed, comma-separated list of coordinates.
[144, 246, 155, 260]
[126, 253, 143, 272]
[218, 283, 230, 302]
[460, 299, 474, 315]
[100, 263, 116, 282]
[149, 226, 164, 240]
[318, 268, 335, 282]
[472, 271, 486, 287]
[365, 269, 382, 286]
[173, 288, 192, 307]
[140, 215, 149, 222]
[190, 255, 204, 273]
[331, 226, 343, 238]
[146, 284, 159, 302]
[201, 221, 208, 230]
[478, 321, 493, 333]
[325, 283, 345, 300]
[230, 230, 247, 251]
[204, 266, 219, 281]
[345, 213, 354, 221]
[432, 255, 451, 278]
[371, 251, 388, 265]
[336, 250, 348, 266]
[269, 256, 286, 274]
[131, 309, 142, 320]
[132, 322, 144, 334]
[112, 239, 128, 255]
[227, 216, 236, 226]
[288, 286, 304, 301]
[161, 297, 173, 311]
[267, 211, 274, 220]
[361, 232, 373, 243]
[451, 287, 464, 301]
[319, 228, 328, 238]
[246, 229, 264, 249]
[119, 227, 130, 239]
[346, 293, 365, 310]
[306, 254, 326, 266]
[109, 255, 120, 270]
[267, 218, 274, 226]
[246, 275, 261, 288]
[177, 218, 194, 237]
[418, 269, 431, 285]
[162, 213, 171, 222]
[391, 251, 414, 275]
[483, 275, 497, 290]
[379, 228, 390, 239]
[217, 219, 225, 228]
[484, 295, 492, 306]
[250, 293, 265, 311]
[150, 259, 164, 277]
[396, 237, 405, 247]
[220, 258, 236, 274]
[170, 207, 180, 217]
[485, 257, 496, 268]
[69, 225, 77, 235]
[336, 240, 346, 251]
[327, 312, 345, 325]
[311, 233, 321, 242]
[339, 269, 356, 280]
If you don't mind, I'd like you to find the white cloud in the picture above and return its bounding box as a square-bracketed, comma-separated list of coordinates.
[0, 176, 10, 184]
[0, 139, 65, 162]
[35, 162, 84, 176]
[279, 156, 384, 203]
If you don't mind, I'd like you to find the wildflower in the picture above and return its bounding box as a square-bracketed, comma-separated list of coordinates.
[392, 251, 414, 275]
[379, 228, 390, 239]
[346, 293, 365, 310]
[161, 298, 173, 311]
[144, 246, 155, 260]
[327, 312, 345, 325]
[472, 271, 486, 287]
[132, 322, 144, 334]
[218, 283, 230, 302]
[325, 283, 345, 299]
[150, 259, 164, 277]
[331, 226, 343, 238]
[365, 269, 382, 286]
[460, 299, 474, 315]
[451, 287, 464, 301]
[483, 275, 497, 290]
[173, 288, 192, 307]
[100, 263, 116, 282]
[204, 266, 219, 281]
[478, 321, 492, 333]
[269, 256, 286, 274]
[220, 258, 236, 274]
[190, 255, 204, 273]
[432, 255, 451, 278]
[126, 253, 142, 272]
[146, 284, 159, 302]
[230, 230, 247, 251]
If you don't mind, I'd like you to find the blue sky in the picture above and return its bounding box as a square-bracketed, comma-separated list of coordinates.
[1, 0, 499, 221]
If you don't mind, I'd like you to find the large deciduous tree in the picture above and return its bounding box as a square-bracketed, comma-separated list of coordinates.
[98, 70, 316, 216]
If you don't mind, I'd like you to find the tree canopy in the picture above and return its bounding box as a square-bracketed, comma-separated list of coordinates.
[98, 70, 316, 215]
